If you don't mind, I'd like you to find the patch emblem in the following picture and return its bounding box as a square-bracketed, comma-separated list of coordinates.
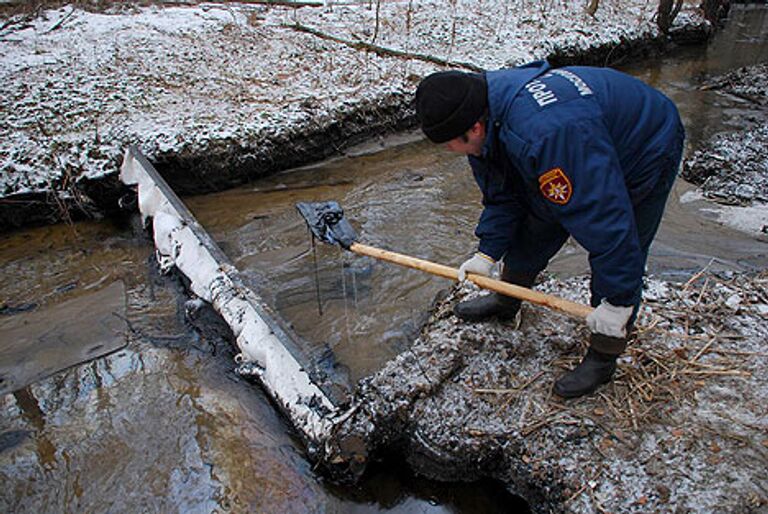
[538, 168, 572, 205]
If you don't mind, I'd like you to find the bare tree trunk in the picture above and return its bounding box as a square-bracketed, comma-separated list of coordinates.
[657, 0, 683, 34]
[371, 0, 381, 44]
[586, 0, 599, 17]
[700, 0, 731, 25]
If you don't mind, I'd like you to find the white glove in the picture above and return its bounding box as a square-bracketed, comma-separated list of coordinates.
[587, 299, 633, 338]
[457, 252, 495, 281]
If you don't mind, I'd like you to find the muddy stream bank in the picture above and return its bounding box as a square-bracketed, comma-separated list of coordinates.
[2, 4, 768, 513]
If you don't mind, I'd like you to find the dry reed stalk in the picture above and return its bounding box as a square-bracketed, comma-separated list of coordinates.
[628, 397, 639, 431]
[681, 369, 751, 377]
[700, 424, 751, 445]
[683, 258, 714, 291]
[713, 349, 768, 357]
[691, 336, 717, 362]
[565, 469, 603, 504]
[521, 416, 557, 436]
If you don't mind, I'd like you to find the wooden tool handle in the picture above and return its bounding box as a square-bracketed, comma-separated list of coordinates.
[349, 242, 594, 320]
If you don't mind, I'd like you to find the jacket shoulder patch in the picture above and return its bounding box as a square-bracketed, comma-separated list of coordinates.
[538, 167, 572, 205]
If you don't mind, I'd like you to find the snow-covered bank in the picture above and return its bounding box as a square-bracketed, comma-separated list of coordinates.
[682, 62, 768, 237]
[327, 273, 768, 513]
[0, 1, 709, 230]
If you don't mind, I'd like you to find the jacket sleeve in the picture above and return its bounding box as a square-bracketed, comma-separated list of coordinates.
[526, 117, 643, 306]
[468, 155, 525, 261]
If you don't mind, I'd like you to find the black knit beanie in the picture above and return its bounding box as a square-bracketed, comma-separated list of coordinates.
[415, 71, 487, 144]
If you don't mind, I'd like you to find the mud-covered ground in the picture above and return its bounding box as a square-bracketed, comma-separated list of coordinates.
[330, 272, 768, 513]
[682, 62, 768, 235]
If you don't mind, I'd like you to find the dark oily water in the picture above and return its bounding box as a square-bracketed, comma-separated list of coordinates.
[1, 220, 516, 513]
[188, 141, 480, 382]
[2, 5, 768, 513]
[625, 3, 768, 149]
[0, 281, 127, 395]
[616, 3, 768, 280]
[0, 192, 520, 512]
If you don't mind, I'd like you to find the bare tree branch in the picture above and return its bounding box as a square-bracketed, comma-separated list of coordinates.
[283, 22, 484, 72]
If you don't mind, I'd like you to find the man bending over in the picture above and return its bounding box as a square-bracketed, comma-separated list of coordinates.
[415, 62, 684, 398]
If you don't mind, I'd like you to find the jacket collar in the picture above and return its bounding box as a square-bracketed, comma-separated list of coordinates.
[481, 60, 551, 159]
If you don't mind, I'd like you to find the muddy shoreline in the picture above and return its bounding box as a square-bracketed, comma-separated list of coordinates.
[322, 272, 768, 513]
[683, 63, 768, 200]
[682, 61, 768, 236]
[0, 15, 708, 233]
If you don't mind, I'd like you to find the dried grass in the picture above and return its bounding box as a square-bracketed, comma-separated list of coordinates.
[474, 269, 767, 441]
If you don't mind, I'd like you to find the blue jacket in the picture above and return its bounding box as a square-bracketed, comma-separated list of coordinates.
[471, 61, 683, 306]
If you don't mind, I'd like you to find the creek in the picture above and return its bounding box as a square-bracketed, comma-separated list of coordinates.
[1, 4, 767, 513]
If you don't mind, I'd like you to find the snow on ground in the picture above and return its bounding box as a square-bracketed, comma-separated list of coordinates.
[0, 0, 702, 199]
[1, 4, 419, 196]
[703, 62, 768, 105]
[682, 62, 768, 238]
[332, 272, 768, 512]
[681, 189, 768, 235]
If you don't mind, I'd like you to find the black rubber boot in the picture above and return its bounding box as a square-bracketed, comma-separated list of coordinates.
[453, 293, 521, 322]
[453, 270, 537, 322]
[553, 345, 620, 399]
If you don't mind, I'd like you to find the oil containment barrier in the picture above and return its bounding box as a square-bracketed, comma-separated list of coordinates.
[119, 146, 376, 479]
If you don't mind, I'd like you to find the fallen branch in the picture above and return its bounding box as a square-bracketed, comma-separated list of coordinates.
[1, 6, 44, 39]
[281, 22, 484, 72]
[44, 7, 76, 34]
